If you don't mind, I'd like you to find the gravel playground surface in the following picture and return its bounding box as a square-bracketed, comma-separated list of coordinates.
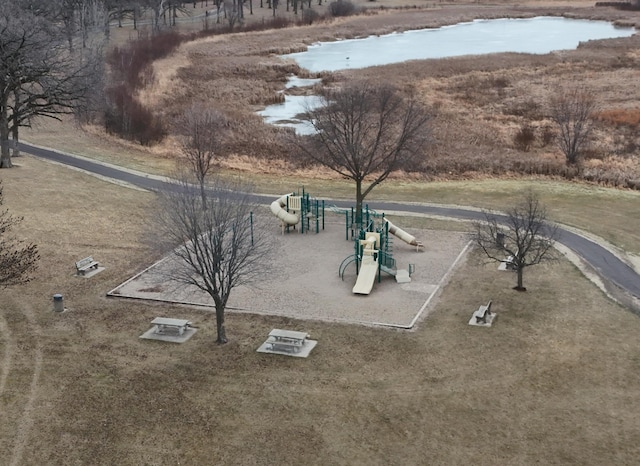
[109, 214, 470, 328]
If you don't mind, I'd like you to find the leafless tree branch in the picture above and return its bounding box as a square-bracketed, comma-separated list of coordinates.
[294, 81, 433, 223]
[152, 174, 273, 343]
[472, 190, 558, 291]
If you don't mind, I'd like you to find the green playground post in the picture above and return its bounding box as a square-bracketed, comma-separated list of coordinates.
[345, 210, 349, 240]
[250, 211, 254, 246]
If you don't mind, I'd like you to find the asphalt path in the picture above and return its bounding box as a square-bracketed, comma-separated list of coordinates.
[19, 141, 640, 302]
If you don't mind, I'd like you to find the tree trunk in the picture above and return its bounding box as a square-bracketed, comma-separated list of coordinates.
[11, 125, 20, 158]
[215, 305, 228, 344]
[0, 101, 12, 168]
[355, 179, 363, 226]
[515, 266, 526, 291]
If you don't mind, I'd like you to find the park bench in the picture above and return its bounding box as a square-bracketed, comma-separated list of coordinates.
[503, 255, 517, 270]
[151, 317, 192, 336]
[501, 249, 519, 271]
[473, 300, 493, 324]
[75, 256, 99, 275]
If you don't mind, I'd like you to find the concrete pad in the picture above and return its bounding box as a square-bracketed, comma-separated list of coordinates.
[468, 313, 497, 327]
[77, 266, 105, 278]
[257, 339, 318, 358]
[139, 326, 197, 343]
[498, 262, 508, 271]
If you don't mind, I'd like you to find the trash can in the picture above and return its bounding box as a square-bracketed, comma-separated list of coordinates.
[53, 294, 64, 312]
[496, 232, 505, 247]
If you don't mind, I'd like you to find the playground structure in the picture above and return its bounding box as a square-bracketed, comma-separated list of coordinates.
[339, 206, 422, 295]
[270, 196, 422, 296]
[270, 190, 325, 234]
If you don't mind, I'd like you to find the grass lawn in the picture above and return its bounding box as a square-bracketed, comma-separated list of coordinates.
[1, 155, 639, 464]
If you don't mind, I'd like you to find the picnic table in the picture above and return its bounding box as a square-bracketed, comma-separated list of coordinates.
[151, 317, 192, 336]
[267, 329, 309, 353]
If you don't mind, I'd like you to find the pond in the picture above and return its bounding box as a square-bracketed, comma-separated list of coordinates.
[282, 16, 635, 73]
[261, 16, 635, 133]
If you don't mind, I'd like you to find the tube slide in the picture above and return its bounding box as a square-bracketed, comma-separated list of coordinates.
[385, 218, 423, 249]
[270, 193, 299, 226]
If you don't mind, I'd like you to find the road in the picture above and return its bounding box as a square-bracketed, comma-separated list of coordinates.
[19, 141, 640, 304]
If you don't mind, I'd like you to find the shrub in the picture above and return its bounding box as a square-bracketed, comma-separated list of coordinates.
[328, 0, 357, 17]
[302, 8, 321, 25]
[505, 98, 543, 120]
[107, 32, 183, 91]
[540, 124, 555, 147]
[513, 124, 536, 152]
[105, 85, 166, 146]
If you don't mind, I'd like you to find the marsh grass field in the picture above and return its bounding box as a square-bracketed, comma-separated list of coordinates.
[3, 0, 640, 464]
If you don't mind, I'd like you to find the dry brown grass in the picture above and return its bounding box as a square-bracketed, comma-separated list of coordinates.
[1, 155, 640, 464]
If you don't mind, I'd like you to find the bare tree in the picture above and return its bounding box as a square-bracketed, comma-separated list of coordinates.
[473, 191, 558, 291]
[176, 105, 229, 194]
[0, 1, 105, 168]
[0, 181, 39, 286]
[223, 0, 243, 29]
[154, 175, 273, 344]
[548, 86, 597, 165]
[295, 81, 433, 224]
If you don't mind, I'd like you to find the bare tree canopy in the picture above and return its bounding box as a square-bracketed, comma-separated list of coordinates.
[153, 175, 273, 344]
[0, 181, 39, 286]
[176, 104, 230, 187]
[473, 191, 558, 291]
[0, 0, 105, 168]
[295, 81, 433, 223]
[548, 86, 597, 166]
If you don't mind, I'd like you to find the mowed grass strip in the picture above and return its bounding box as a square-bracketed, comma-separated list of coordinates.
[0, 155, 639, 464]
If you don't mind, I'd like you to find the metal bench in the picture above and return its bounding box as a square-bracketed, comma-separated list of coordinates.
[473, 300, 493, 324]
[75, 256, 99, 275]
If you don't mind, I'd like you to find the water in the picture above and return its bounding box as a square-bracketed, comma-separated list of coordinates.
[262, 17, 635, 133]
[257, 94, 323, 135]
[282, 16, 635, 72]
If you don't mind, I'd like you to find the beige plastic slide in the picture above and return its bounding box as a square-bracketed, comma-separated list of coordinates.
[352, 253, 379, 295]
[384, 218, 423, 249]
[270, 193, 299, 226]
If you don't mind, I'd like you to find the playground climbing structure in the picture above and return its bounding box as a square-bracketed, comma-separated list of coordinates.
[339, 205, 422, 294]
[270, 189, 325, 234]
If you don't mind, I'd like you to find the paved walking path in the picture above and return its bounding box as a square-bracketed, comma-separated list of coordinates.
[19, 142, 640, 304]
